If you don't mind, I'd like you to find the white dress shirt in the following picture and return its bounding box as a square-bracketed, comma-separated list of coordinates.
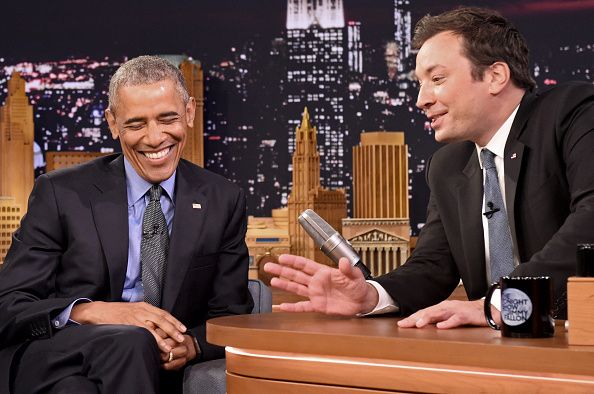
[367, 105, 521, 315]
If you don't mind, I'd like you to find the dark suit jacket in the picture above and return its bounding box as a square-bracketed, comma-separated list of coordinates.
[376, 82, 594, 318]
[0, 155, 253, 392]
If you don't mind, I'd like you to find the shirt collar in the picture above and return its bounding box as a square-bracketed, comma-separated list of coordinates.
[124, 156, 176, 207]
[476, 104, 520, 169]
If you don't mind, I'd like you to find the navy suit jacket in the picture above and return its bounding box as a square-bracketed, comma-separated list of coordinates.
[376, 82, 594, 318]
[0, 155, 253, 392]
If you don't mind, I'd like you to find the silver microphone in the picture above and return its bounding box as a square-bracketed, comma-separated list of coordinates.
[298, 209, 373, 279]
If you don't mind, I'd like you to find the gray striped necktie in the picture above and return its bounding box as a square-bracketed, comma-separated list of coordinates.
[481, 149, 514, 283]
[141, 185, 169, 307]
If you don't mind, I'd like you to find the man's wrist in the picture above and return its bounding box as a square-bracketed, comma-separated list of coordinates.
[185, 332, 201, 361]
[359, 281, 399, 316]
[362, 282, 380, 314]
[70, 301, 95, 324]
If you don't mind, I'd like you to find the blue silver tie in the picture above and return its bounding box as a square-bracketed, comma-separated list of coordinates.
[141, 185, 169, 307]
[481, 149, 514, 283]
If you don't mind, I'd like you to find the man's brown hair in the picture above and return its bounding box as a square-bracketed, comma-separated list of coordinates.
[413, 7, 536, 90]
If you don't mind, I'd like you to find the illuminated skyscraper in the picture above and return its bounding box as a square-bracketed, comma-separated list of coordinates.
[288, 108, 346, 265]
[347, 21, 363, 74]
[394, 0, 412, 72]
[287, 0, 345, 29]
[0, 198, 21, 264]
[286, 0, 360, 191]
[180, 59, 205, 167]
[0, 72, 34, 214]
[0, 72, 32, 263]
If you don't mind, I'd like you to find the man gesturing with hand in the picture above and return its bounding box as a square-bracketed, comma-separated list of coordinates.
[266, 7, 594, 330]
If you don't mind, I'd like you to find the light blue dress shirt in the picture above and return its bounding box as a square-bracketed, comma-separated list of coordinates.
[122, 158, 176, 302]
[52, 157, 176, 328]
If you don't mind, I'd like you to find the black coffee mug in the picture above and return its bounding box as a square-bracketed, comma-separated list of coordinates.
[484, 276, 554, 338]
[577, 243, 594, 277]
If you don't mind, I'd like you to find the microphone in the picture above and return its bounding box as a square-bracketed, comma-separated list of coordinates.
[298, 209, 373, 279]
[483, 201, 500, 219]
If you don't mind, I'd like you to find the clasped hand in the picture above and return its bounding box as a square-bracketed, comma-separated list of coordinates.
[71, 301, 195, 369]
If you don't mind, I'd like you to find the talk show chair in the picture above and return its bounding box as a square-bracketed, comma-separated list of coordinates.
[183, 279, 272, 394]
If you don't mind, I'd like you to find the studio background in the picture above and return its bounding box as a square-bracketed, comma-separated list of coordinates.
[1, 0, 593, 235]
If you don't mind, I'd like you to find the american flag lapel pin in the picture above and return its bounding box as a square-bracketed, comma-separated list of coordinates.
[510, 153, 517, 159]
[192, 203, 202, 209]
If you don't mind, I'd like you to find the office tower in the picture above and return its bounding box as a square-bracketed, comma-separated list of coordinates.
[0, 198, 21, 264]
[0, 72, 33, 263]
[347, 21, 363, 74]
[288, 108, 346, 266]
[286, 0, 357, 191]
[287, 0, 345, 29]
[353, 132, 408, 218]
[342, 132, 410, 276]
[180, 59, 205, 167]
[393, 0, 412, 72]
[0, 72, 34, 214]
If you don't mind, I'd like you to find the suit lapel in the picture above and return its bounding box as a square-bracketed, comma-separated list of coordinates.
[161, 162, 209, 311]
[457, 148, 487, 286]
[504, 92, 536, 258]
[504, 140, 525, 259]
[90, 155, 129, 300]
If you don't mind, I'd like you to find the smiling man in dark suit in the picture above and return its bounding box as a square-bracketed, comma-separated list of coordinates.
[0, 55, 252, 393]
[265, 7, 594, 327]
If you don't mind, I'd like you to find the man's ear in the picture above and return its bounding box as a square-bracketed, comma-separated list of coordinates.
[185, 97, 196, 127]
[105, 108, 119, 140]
[487, 61, 511, 95]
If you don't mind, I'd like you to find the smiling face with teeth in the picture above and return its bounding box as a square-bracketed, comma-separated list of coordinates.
[106, 78, 196, 183]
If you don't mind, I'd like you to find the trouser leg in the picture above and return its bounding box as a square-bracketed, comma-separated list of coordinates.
[49, 376, 99, 394]
[13, 324, 161, 394]
[160, 369, 184, 394]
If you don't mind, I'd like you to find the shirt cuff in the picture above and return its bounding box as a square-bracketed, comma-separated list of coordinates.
[358, 280, 399, 316]
[51, 298, 92, 329]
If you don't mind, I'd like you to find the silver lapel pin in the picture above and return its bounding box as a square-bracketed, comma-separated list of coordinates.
[192, 203, 202, 209]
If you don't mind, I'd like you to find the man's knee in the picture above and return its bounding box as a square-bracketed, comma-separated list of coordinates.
[13, 325, 161, 393]
[92, 325, 158, 356]
[50, 376, 99, 394]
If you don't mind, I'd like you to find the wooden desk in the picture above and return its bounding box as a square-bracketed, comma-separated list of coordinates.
[207, 313, 594, 393]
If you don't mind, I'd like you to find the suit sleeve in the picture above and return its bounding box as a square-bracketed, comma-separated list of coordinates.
[187, 186, 253, 361]
[0, 175, 78, 347]
[512, 88, 594, 318]
[374, 156, 461, 316]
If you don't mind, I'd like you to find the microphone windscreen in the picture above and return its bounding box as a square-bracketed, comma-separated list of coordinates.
[298, 209, 336, 247]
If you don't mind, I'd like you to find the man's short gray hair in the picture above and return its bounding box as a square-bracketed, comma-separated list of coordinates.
[108, 55, 190, 113]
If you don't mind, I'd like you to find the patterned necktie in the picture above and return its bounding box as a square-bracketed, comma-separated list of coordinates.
[481, 149, 515, 283]
[141, 185, 169, 307]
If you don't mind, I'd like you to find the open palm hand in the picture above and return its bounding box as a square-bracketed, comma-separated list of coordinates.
[264, 254, 378, 316]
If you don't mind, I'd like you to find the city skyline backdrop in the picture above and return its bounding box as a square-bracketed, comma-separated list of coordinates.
[1, 0, 593, 235]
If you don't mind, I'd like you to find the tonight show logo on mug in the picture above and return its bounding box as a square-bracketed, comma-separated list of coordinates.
[501, 288, 533, 326]
[485, 276, 554, 338]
